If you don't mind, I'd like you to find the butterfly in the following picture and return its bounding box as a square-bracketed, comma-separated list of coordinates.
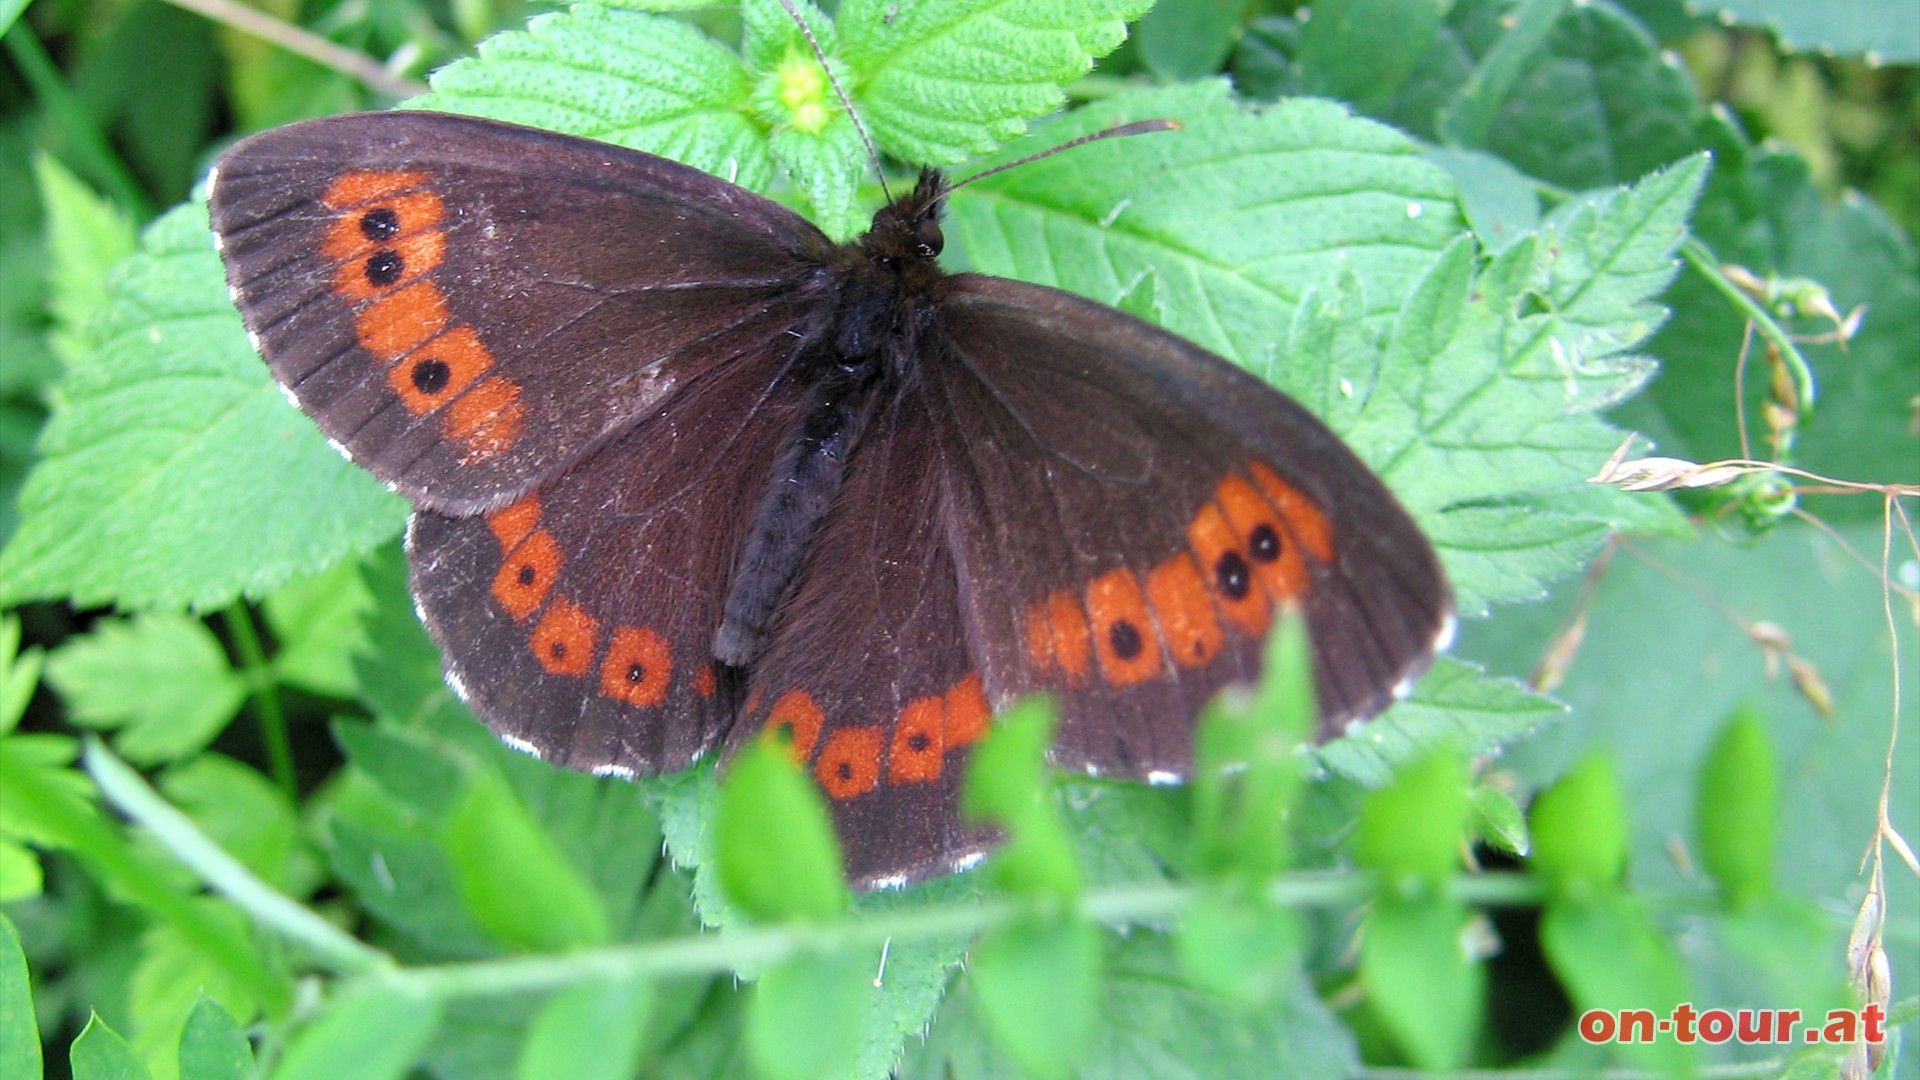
[208, 111, 1453, 888]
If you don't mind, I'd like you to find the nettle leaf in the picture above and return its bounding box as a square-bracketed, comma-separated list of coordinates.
[44, 614, 246, 765]
[903, 932, 1358, 1080]
[0, 196, 408, 612]
[839, 0, 1152, 163]
[414, 6, 776, 191]
[1694, 0, 1920, 63]
[949, 84, 1464, 368]
[1346, 156, 1706, 616]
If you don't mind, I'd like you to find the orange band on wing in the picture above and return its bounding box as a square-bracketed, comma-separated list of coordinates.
[486, 494, 541, 552]
[445, 377, 525, 460]
[600, 626, 671, 707]
[1146, 553, 1224, 668]
[816, 726, 883, 799]
[530, 596, 598, 677]
[767, 689, 825, 764]
[1186, 501, 1270, 636]
[1249, 461, 1335, 561]
[354, 280, 451, 359]
[945, 672, 990, 747]
[1214, 473, 1310, 601]
[1086, 567, 1163, 686]
[389, 325, 493, 415]
[888, 696, 946, 784]
[321, 170, 431, 209]
[491, 527, 560, 620]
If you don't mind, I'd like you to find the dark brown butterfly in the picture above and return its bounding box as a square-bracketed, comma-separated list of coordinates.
[208, 111, 1452, 888]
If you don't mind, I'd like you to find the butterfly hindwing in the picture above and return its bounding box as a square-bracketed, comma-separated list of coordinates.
[722, 398, 999, 888]
[209, 112, 829, 514]
[929, 275, 1453, 779]
[407, 347, 820, 774]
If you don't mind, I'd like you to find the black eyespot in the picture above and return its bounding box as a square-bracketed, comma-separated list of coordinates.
[909, 733, 930, 752]
[1215, 552, 1251, 600]
[1249, 524, 1282, 563]
[360, 207, 400, 241]
[550, 641, 567, 658]
[1109, 619, 1143, 660]
[412, 358, 451, 394]
[626, 663, 645, 684]
[836, 762, 854, 781]
[364, 250, 403, 286]
[517, 564, 536, 586]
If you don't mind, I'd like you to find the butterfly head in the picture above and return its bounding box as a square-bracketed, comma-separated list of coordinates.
[862, 168, 950, 269]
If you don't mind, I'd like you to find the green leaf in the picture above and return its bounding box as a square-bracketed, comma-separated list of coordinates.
[0, 837, 39, 901]
[961, 697, 1079, 898]
[951, 86, 1463, 369]
[1314, 659, 1561, 787]
[1695, 703, 1779, 906]
[0, 915, 41, 1080]
[415, 6, 775, 192]
[159, 754, 317, 896]
[1176, 884, 1299, 1005]
[1360, 895, 1483, 1073]
[0, 615, 42, 736]
[1345, 157, 1706, 615]
[127, 906, 262, 1077]
[34, 153, 137, 368]
[1500, 1, 1703, 190]
[908, 931, 1355, 1080]
[843, 879, 977, 1079]
[1134, 0, 1245, 80]
[839, 0, 1152, 163]
[0, 197, 408, 611]
[261, 558, 374, 699]
[44, 614, 246, 765]
[442, 767, 611, 952]
[745, 949, 867, 1080]
[1529, 751, 1627, 896]
[1693, 0, 1920, 63]
[1351, 752, 1469, 885]
[71, 1012, 151, 1080]
[1188, 612, 1311, 879]
[1424, 145, 1541, 254]
[1539, 892, 1693, 1075]
[969, 915, 1102, 1080]
[715, 735, 848, 923]
[1295, 0, 1446, 110]
[177, 997, 254, 1080]
[1468, 782, 1529, 857]
[269, 987, 441, 1080]
[518, 978, 653, 1080]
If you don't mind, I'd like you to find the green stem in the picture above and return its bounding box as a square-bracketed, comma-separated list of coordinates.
[224, 603, 295, 798]
[2, 740, 287, 1009]
[1680, 236, 1820, 432]
[84, 738, 394, 978]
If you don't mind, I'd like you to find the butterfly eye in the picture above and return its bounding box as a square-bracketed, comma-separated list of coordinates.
[914, 218, 944, 258]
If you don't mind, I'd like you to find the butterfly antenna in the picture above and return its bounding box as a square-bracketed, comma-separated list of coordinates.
[950, 119, 1182, 191]
[775, 0, 892, 203]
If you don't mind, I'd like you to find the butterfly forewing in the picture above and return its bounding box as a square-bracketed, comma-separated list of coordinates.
[209, 113, 829, 514]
